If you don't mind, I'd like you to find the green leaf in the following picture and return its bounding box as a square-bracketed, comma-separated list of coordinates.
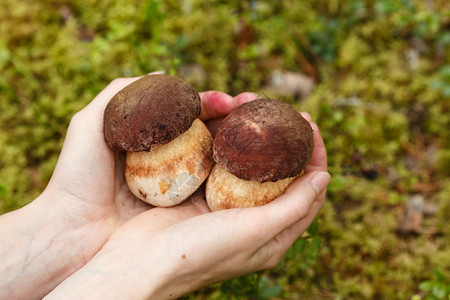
[0, 44, 11, 70]
[433, 269, 446, 282]
[328, 174, 347, 193]
[438, 65, 450, 80]
[0, 184, 6, 197]
[442, 87, 450, 98]
[432, 282, 447, 298]
[258, 276, 282, 299]
[307, 219, 320, 236]
[307, 237, 323, 261]
[419, 281, 435, 292]
[375, 0, 399, 14]
[437, 32, 450, 45]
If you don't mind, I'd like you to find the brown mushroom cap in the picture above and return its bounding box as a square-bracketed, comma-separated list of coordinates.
[213, 98, 314, 183]
[103, 74, 201, 152]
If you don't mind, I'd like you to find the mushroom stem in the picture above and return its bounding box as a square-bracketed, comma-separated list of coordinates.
[126, 118, 213, 207]
[206, 164, 302, 211]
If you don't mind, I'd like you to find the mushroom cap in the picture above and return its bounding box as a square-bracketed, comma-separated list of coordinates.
[213, 98, 314, 183]
[104, 74, 201, 152]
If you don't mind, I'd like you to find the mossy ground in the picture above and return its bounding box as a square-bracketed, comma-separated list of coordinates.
[1, 0, 449, 299]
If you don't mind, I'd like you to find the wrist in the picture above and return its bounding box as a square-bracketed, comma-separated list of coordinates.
[45, 242, 180, 299]
[0, 194, 93, 299]
[45, 235, 205, 299]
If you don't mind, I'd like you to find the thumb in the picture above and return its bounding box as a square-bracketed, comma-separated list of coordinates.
[261, 171, 330, 236]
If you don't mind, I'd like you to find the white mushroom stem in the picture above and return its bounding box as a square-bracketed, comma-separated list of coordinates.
[205, 164, 303, 211]
[126, 118, 213, 207]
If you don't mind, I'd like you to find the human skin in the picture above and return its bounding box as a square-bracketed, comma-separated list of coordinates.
[0, 74, 329, 299]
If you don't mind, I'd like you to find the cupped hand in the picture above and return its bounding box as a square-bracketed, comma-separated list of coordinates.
[46, 100, 329, 299]
[38, 74, 247, 269]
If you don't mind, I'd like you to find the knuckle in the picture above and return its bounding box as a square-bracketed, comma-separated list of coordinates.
[265, 254, 283, 270]
[293, 202, 309, 222]
[260, 239, 286, 270]
[69, 107, 94, 129]
[70, 110, 85, 124]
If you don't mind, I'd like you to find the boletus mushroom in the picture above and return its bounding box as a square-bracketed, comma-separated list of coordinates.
[104, 74, 214, 207]
[205, 98, 314, 211]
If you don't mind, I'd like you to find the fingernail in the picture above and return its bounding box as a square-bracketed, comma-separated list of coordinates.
[311, 172, 331, 195]
[236, 93, 259, 106]
[300, 112, 312, 122]
[147, 70, 165, 75]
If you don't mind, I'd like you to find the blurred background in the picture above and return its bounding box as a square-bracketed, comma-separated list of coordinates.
[0, 0, 449, 299]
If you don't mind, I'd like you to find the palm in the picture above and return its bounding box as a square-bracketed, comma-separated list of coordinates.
[43, 78, 251, 260]
[37, 78, 329, 299]
[43, 119, 148, 264]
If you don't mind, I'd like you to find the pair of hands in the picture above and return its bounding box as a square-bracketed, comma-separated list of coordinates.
[1, 74, 329, 299]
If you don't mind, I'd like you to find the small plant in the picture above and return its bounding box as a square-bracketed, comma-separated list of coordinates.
[0, 184, 5, 197]
[279, 219, 323, 271]
[188, 220, 323, 299]
[430, 65, 450, 98]
[218, 273, 282, 300]
[414, 270, 450, 300]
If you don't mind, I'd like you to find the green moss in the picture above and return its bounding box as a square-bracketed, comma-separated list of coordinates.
[1, 0, 449, 298]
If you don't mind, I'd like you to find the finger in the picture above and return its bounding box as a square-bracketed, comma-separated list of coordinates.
[305, 122, 328, 173]
[261, 171, 330, 238]
[201, 92, 258, 135]
[260, 190, 327, 269]
[71, 75, 145, 136]
[199, 91, 236, 121]
[241, 172, 329, 269]
[281, 190, 327, 241]
[61, 74, 161, 167]
[277, 189, 326, 245]
[85, 76, 144, 114]
[300, 112, 312, 123]
[69, 73, 169, 142]
[81, 72, 165, 118]
[234, 92, 259, 106]
[296, 113, 327, 173]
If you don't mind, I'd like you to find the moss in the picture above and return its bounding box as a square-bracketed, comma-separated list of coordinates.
[1, 0, 449, 298]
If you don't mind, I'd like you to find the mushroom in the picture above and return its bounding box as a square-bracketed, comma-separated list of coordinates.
[205, 98, 314, 211]
[103, 74, 214, 207]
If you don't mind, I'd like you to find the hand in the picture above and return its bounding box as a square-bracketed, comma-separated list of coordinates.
[0, 73, 251, 299]
[44, 76, 258, 260]
[46, 105, 329, 299]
